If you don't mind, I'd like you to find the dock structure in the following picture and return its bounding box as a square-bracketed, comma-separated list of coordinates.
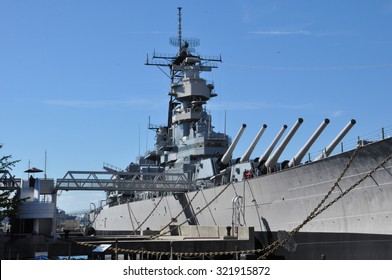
[2, 225, 258, 260]
[49, 225, 257, 260]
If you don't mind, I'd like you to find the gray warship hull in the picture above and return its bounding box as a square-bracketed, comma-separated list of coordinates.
[87, 8, 392, 259]
[91, 137, 392, 259]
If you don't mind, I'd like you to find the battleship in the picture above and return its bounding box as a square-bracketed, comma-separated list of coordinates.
[85, 8, 392, 259]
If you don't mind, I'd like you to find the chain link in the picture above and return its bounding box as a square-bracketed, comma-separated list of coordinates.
[73, 239, 266, 259]
[292, 145, 362, 235]
[258, 147, 362, 259]
[259, 150, 392, 259]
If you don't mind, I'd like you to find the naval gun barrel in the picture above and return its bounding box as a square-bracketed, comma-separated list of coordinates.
[288, 118, 330, 167]
[316, 119, 356, 160]
[220, 123, 247, 166]
[240, 124, 267, 163]
[264, 118, 303, 169]
[258, 124, 288, 165]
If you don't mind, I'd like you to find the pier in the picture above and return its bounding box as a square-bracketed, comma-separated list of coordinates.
[2, 226, 258, 260]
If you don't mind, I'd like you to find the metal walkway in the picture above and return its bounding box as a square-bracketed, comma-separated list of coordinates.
[55, 171, 194, 192]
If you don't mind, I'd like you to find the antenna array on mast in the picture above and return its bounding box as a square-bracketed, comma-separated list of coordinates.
[178, 7, 182, 49]
[169, 7, 200, 52]
[146, 7, 221, 68]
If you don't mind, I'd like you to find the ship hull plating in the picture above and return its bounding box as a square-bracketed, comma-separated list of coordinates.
[91, 137, 392, 259]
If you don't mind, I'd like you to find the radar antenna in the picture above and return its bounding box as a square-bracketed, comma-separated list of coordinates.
[178, 7, 182, 49]
[169, 7, 200, 54]
[146, 7, 221, 68]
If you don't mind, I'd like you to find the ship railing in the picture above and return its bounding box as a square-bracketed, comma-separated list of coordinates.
[0, 170, 20, 190]
[197, 54, 222, 61]
[206, 133, 228, 141]
[103, 162, 123, 172]
[306, 125, 392, 163]
[152, 52, 177, 59]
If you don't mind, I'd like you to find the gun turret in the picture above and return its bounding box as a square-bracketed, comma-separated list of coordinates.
[264, 118, 303, 170]
[316, 119, 356, 160]
[219, 124, 247, 168]
[288, 118, 330, 167]
[257, 125, 288, 166]
[240, 124, 267, 163]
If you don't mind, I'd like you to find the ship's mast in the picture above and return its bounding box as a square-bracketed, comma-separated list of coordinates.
[145, 7, 223, 164]
[177, 7, 182, 52]
[145, 7, 222, 125]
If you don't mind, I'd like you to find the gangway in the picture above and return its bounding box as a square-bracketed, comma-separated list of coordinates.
[55, 170, 195, 192]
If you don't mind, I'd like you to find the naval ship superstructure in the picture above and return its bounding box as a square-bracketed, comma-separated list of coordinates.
[88, 8, 392, 259]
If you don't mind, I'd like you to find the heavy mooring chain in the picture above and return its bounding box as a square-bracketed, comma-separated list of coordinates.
[259, 150, 392, 260]
[291, 145, 362, 235]
[312, 153, 392, 220]
[73, 239, 264, 259]
[258, 146, 362, 259]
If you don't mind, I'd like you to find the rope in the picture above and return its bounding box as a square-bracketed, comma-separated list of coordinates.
[149, 189, 201, 239]
[150, 181, 235, 239]
[134, 195, 164, 232]
[126, 201, 137, 234]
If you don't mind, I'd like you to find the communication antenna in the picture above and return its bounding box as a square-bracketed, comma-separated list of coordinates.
[169, 7, 200, 53]
[178, 7, 182, 49]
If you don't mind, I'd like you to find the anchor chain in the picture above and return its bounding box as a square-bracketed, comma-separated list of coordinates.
[291, 145, 362, 235]
[72, 239, 265, 259]
[258, 146, 361, 259]
[259, 150, 392, 259]
[311, 153, 392, 221]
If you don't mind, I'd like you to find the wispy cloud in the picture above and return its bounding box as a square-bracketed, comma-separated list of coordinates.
[44, 98, 165, 108]
[330, 110, 343, 118]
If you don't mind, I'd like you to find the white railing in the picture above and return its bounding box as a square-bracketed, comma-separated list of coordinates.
[307, 125, 392, 162]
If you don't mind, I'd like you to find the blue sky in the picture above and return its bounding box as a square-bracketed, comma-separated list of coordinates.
[1, 0, 392, 212]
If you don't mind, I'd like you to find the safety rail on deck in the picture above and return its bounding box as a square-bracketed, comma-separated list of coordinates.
[307, 125, 392, 162]
[0, 170, 20, 190]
